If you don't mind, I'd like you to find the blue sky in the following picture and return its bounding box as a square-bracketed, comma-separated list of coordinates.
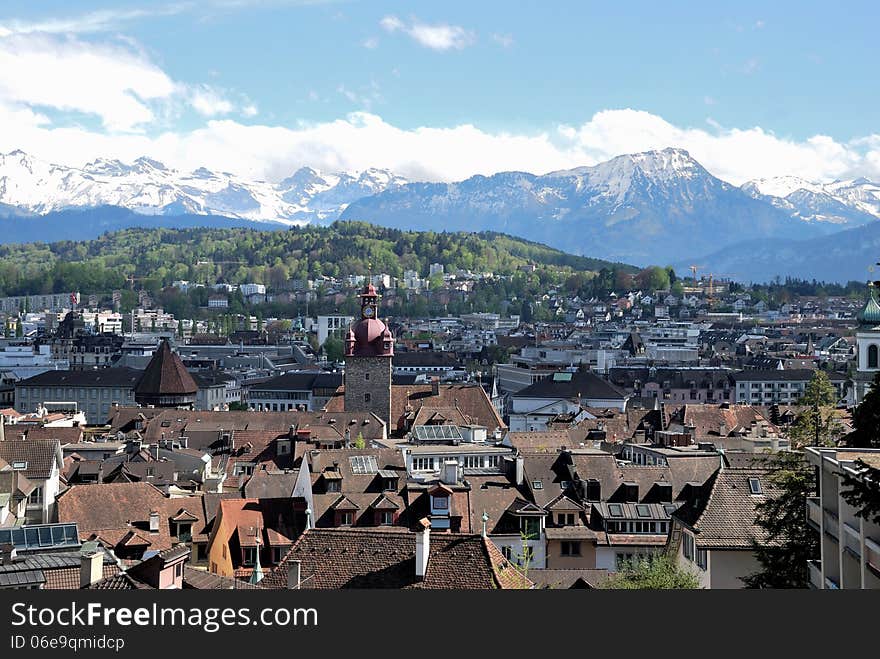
[0, 0, 877, 183]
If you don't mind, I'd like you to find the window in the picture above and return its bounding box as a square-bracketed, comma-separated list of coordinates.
[748, 477, 763, 495]
[364, 372, 370, 381]
[412, 457, 435, 471]
[520, 517, 540, 538]
[558, 513, 575, 526]
[502, 546, 513, 561]
[174, 563, 183, 579]
[869, 344, 879, 369]
[462, 455, 482, 469]
[364, 393, 372, 404]
[683, 532, 695, 561]
[340, 512, 354, 526]
[636, 504, 651, 518]
[378, 511, 394, 525]
[520, 546, 535, 566]
[607, 504, 623, 518]
[242, 547, 256, 566]
[485, 455, 501, 468]
[28, 487, 43, 506]
[383, 477, 398, 492]
[586, 480, 601, 502]
[432, 495, 449, 510]
[561, 541, 581, 556]
[326, 479, 341, 493]
[696, 548, 708, 570]
[532, 480, 543, 490]
[176, 523, 192, 542]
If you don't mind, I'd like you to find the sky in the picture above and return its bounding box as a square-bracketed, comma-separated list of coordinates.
[0, 0, 878, 184]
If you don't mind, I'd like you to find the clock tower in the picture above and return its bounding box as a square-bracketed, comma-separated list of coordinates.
[343, 282, 394, 428]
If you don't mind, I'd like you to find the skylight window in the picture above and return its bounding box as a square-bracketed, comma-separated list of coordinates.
[748, 477, 763, 495]
[532, 480, 543, 490]
[608, 504, 623, 518]
[11, 461, 27, 470]
[636, 504, 651, 518]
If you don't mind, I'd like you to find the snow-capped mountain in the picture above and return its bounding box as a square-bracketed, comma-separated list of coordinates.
[340, 147, 812, 265]
[0, 150, 407, 224]
[742, 176, 880, 226]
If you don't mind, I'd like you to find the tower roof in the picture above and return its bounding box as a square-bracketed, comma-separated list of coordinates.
[135, 339, 198, 396]
[859, 286, 880, 328]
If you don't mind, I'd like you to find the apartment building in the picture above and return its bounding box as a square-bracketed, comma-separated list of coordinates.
[804, 446, 880, 589]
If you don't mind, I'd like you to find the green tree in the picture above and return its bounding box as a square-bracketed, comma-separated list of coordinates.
[14, 317, 22, 338]
[848, 372, 880, 448]
[743, 451, 819, 588]
[788, 370, 844, 448]
[600, 555, 700, 589]
[840, 459, 880, 524]
[323, 337, 345, 363]
[353, 432, 366, 449]
[228, 401, 249, 411]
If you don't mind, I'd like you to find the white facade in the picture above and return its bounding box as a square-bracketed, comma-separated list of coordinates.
[317, 315, 353, 347]
[240, 283, 267, 297]
[805, 447, 880, 589]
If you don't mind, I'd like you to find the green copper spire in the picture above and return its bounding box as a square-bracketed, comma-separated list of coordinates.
[859, 283, 880, 327]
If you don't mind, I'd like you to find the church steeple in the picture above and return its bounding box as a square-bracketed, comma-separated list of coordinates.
[858, 282, 880, 328]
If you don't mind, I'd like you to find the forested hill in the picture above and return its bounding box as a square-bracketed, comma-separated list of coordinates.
[0, 221, 635, 296]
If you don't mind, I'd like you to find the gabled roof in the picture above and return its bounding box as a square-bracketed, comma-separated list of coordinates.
[0, 437, 62, 480]
[672, 468, 779, 550]
[513, 371, 627, 402]
[261, 528, 532, 589]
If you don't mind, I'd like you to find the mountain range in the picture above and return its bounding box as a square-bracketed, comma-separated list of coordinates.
[1, 147, 878, 282]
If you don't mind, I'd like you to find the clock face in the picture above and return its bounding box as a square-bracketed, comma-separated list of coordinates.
[363, 305, 375, 318]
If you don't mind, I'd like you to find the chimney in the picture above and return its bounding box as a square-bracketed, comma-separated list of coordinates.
[79, 544, 103, 588]
[289, 424, 296, 440]
[514, 455, 524, 486]
[415, 518, 431, 580]
[431, 377, 439, 397]
[441, 459, 458, 485]
[149, 510, 160, 533]
[287, 560, 302, 590]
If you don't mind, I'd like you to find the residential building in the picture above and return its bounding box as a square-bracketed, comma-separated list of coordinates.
[0, 433, 65, 524]
[669, 466, 776, 588]
[247, 371, 342, 412]
[15, 368, 140, 423]
[804, 447, 880, 589]
[261, 526, 532, 589]
[732, 369, 846, 405]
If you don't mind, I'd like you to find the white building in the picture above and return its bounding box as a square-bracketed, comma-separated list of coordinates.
[805, 446, 880, 589]
[239, 283, 267, 297]
[854, 288, 880, 404]
[317, 315, 353, 347]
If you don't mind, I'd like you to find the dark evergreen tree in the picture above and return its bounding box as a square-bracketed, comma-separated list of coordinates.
[743, 452, 819, 589]
[840, 460, 880, 525]
[848, 372, 880, 448]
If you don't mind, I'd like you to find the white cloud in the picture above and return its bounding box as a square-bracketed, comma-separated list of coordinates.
[3, 106, 880, 187]
[242, 104, 258, 117]
[0, 33, 176, 131]
[362, 36, 379, 49]
[380, 15, 475, 51]
[0, 4, 192, 36]
[703, 96, 717, 106]
[491, 33, 514, 48]
[189, 85, 235, 117]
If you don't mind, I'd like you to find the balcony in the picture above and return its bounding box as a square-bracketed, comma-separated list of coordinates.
[823, 510, 839, 540]
[808, 559, 823, 589]
[806, 497, 821, 531]
[843, 522, 861, 558]
[866, 536, 880, 574]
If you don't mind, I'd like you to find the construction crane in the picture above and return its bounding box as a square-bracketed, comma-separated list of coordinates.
[706, 272, 738, 308]
[689, 264, 705, 282]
